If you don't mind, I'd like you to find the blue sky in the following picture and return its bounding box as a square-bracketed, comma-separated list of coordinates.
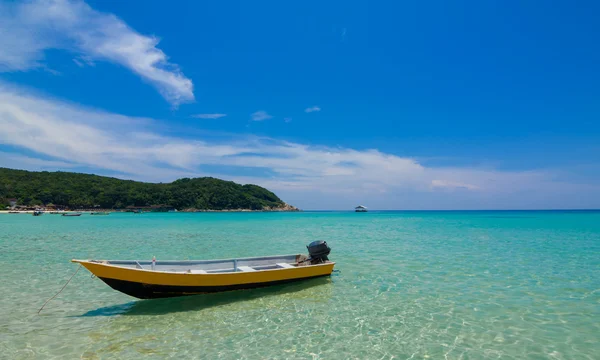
[1, 0, 599, 209]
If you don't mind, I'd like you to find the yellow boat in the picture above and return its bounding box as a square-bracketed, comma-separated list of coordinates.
[72, 241, 334, 299]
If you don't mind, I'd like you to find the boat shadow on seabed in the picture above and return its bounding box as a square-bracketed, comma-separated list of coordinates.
[77, 275, 335, 317]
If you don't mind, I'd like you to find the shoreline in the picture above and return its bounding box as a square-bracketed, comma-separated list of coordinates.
[1, 202, 300, 214]
[0, 208, 301, 214]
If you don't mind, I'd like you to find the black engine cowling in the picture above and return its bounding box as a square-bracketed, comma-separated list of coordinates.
[307, 240, 331, 264]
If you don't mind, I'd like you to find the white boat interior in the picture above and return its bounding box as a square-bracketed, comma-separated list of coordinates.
[92, 254, 311, 274]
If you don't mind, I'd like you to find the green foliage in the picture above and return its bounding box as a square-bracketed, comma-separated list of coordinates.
[0, 168, 287, 210]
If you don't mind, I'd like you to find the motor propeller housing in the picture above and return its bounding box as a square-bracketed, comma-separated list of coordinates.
[307, 240, 331, 264]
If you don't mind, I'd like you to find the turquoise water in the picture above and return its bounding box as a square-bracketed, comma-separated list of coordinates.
[1, 211, 599, 359]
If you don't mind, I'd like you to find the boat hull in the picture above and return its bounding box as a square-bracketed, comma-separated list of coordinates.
[73, 259, 335, 299]
[98, 274, 330, 299]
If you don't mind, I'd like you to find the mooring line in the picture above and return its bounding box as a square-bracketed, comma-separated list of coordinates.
[37, 264, 82, 314]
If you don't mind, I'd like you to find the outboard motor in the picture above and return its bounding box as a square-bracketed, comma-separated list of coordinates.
[307, 240, 331, 264]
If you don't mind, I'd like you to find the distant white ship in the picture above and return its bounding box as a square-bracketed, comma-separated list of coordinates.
[355, 205, 368, 212]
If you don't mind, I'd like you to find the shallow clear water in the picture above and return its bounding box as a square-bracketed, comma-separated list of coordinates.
[1, 211, 599, 359]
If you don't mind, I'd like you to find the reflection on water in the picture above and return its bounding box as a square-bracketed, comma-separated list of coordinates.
[80, 276, 333, 317]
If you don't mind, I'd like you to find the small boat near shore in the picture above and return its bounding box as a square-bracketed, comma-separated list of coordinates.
[355, 205, 368, 212]
[90, 212, 110, 215]
[62, 213, 82, 217]
[73, 241, 334, 299]
[33, 210, 43, 216]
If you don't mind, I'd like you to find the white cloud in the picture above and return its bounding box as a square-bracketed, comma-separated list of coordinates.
[192, 113, 227, 119]
[251, 110, 273, 121]
[0, 151, 78, 169]
[72, 58, 85, 68]
[431, 179, 479, 191]
[284, 117, 292, 123]
[305, 106, 321, 113]
[0, 0, 193, 106]
[0, 81, 598, 209]
[72, 55, 95, 68]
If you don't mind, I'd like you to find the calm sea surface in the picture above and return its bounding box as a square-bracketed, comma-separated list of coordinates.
[0, 211, 599, 359]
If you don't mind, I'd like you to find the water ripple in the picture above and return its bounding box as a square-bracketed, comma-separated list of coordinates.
[1, 211, 599, 359]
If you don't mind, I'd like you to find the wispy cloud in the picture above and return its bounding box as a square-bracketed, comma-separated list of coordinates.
[72, 58, 85, 68]
[1, 81, 597, 209]
[251, 110, 273, 121]
[431, 179, 480, 191]
[305, 106, 321, 113]
[0, 151, 78, 169]
[0, 0, 194, 106]
[284, 117, 292, 123]
[192, 113, 227, 119]
[72, 56, 95, 68]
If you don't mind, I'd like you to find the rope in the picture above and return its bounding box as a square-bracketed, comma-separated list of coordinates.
[37, 264, 82, 314]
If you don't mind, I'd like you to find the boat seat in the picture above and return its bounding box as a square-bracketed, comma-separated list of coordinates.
[277, 263, 295, 269]
[237, 266, 256, 272]
[188, 269, 207, 274]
